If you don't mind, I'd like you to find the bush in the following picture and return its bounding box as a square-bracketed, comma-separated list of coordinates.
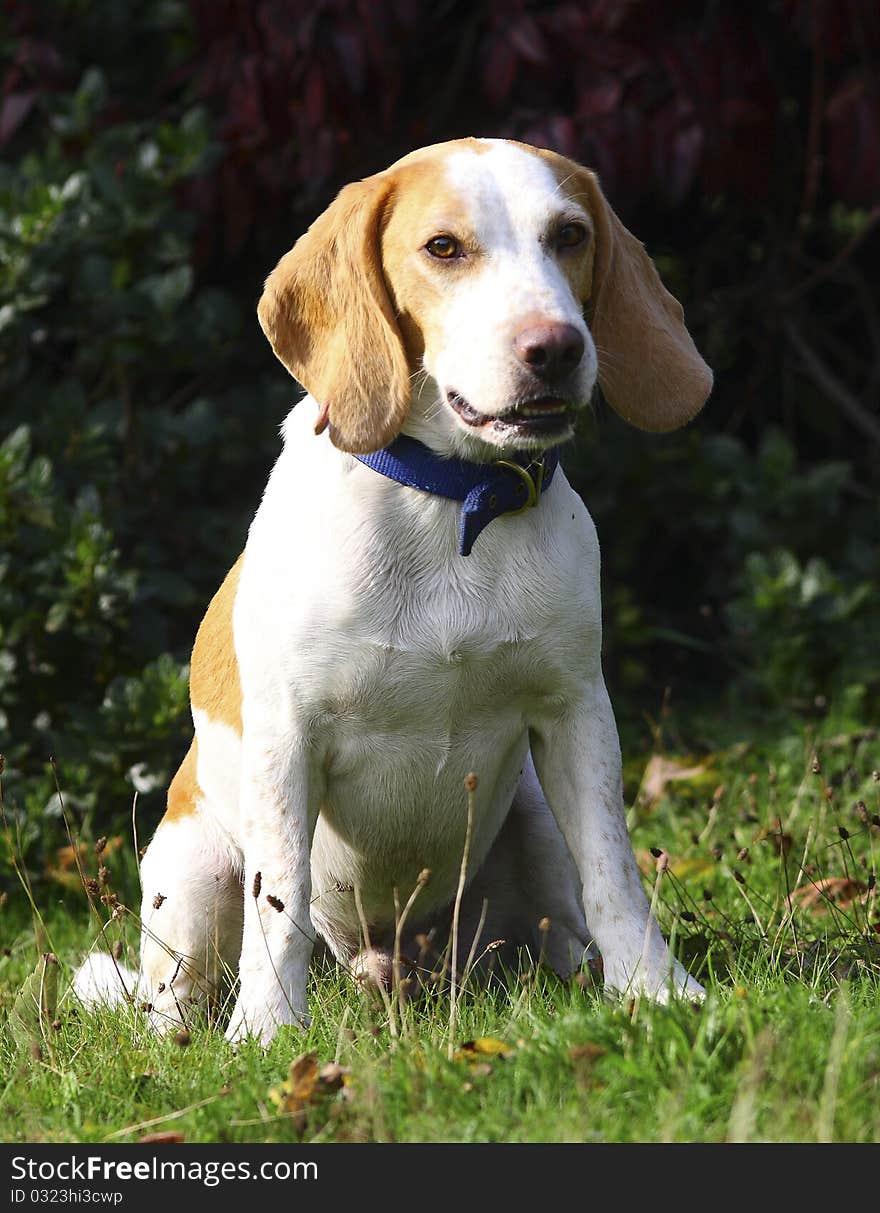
[1, 1, 877, 859]
[0, 6, 287, 843]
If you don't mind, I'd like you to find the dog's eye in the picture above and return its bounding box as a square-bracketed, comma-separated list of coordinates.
[425, 235, 460, 260]
[557, 222, 588, 250]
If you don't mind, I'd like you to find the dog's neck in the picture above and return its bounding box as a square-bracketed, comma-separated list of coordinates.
[352, 434, 559, 557]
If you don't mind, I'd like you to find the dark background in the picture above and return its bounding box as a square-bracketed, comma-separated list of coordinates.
[1, 0, 878, 855]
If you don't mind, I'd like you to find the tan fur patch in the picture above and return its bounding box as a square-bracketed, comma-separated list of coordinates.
[257, 177, 410, 454]
[387, 136, 493, 171]
[379, 155, 480, 373]
[529, 144, 712, 431]
[190, 554, 243, 734]
[164, 739, 200, 823]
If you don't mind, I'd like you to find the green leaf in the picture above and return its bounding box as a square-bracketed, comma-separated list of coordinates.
[45, 602, 69, 633]
[7, 952, 59, 1054]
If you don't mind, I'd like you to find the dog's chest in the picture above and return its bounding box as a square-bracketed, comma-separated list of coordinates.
[240, 458, 602, 752]
[309, 548, 584, 731]
[302, 571, 572, 916]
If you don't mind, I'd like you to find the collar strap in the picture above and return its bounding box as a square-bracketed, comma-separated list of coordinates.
[353, 435, 559, 556]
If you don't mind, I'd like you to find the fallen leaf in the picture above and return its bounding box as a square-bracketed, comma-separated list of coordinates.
[46, 836, 124, 889]
[788, 877, 875, 914]
[138, 1131, 184, 1144]
[635, 851, 713, 880]
[268, 1052, 351, 1125]
[668, 856, 716, 880]
[316, 1061, 346, 1093]
[454, 1037, 514, 1064]
[638, 755, 711, 809]
[7, 953, 59, 1054]
[269, 1051, 318, 1114]
[568, 1043, 606, 1064]
[569, 1042, 607, 1091]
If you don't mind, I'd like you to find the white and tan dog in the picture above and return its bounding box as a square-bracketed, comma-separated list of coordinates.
[76, 138, 711, 1044]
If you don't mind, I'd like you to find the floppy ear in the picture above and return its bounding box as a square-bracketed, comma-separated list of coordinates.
[577, 169, 713, 431]
[257, 175, 410, 453]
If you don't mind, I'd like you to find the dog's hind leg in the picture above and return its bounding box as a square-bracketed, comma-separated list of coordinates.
[433, 753, 592, 981]
[137, 742, 244, 1030]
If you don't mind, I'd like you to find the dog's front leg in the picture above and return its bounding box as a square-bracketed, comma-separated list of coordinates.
[225, 735, 316, 1047]
[531, 677, 704, 1002]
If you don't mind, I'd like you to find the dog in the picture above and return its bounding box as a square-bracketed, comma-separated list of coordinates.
[75, 138, 711, 1045]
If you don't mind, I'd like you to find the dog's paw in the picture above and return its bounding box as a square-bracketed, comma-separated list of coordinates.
[605, 956, 705, 1005]
[225, 996, 310, 1049]
[649, 960, 706, 1004]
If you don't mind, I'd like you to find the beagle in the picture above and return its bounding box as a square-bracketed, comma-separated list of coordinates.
[75, 138, 711, 1044]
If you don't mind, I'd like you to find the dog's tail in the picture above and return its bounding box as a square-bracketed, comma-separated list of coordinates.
[70, 953, 143, 1010]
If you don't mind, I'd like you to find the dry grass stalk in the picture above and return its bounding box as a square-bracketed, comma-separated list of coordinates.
[448, 772, 476, 1059]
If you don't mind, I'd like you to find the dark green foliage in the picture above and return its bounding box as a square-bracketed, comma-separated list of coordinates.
[0, 1, 877, 859]
[0, 3, 290, 840]
[578, 423, 880, 709]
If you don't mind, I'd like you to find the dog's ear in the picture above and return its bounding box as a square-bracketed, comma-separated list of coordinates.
[258, 175, 410, 454]
[576, 169, 713, 432]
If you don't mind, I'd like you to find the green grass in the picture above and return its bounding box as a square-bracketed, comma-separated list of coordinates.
[1, 711, 879, 1143]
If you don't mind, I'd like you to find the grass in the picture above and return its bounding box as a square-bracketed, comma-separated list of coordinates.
[1, 707, 879, 1144]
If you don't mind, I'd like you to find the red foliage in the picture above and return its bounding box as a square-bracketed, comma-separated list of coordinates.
[180, 0, 880, 253]
[187, 0, 426, 248]
[826, 74, 880, 206]
[3, 0, 879, 244]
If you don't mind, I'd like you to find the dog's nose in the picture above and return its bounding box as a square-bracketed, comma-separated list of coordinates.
[514, 323, 584, 378]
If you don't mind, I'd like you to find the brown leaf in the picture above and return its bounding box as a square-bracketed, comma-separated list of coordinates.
[46, 836, 124, 889]
[138, 1131, 184, 1144]
[316, 1061, 346, 1093]
[268, 1053, 350, 1123]
[788, 876, 874, 914]
[569, 1042, 607, 1092]
[638, 755, 710, 809]
[569, 1043, 606, 1064]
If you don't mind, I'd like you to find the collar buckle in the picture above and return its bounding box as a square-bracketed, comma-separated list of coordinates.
[492, 457, 545, 516]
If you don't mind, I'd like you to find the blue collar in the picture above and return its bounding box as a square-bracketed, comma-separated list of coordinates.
[353, 435, 559, 556]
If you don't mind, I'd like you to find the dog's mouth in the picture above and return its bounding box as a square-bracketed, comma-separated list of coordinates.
[447, 390, 575, 440]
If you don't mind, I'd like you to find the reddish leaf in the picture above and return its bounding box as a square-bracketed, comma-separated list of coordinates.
[332, 24, 367, 93]
[14, 38, 64, 81]
[788, 876, 874, 914]
[668, 123, 704, 203]
[546, 115, 578, 157]
[827, 77, 880, 206]
[577, 79, 623, 120]
[484, 35, 519, 109]
[509, 14, 549, 65]
[0, 91, 37, 145]
[304, 63, 325, 127]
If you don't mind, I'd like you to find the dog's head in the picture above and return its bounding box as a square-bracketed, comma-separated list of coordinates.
[258, 138, 713, 457]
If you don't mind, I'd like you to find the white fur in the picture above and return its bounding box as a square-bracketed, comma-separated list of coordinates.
[404, 142, 597, 460]
[73, 140, 703, 1044]
[72, 953, 141, 1006]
